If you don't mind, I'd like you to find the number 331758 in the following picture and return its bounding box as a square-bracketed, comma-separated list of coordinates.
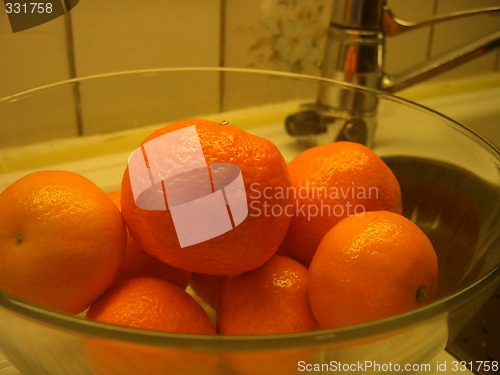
[5, 2, 53, 14]
[452, 361, 498, 372]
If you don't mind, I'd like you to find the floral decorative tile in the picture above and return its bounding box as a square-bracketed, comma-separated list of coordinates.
[225, 0, 331, 75]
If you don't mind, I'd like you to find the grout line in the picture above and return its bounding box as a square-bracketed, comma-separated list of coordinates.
[219, 0, 226, 69]
[219, 0, 226, 113]
[62, 1, 84, 137]
[426, 0, 439, 60]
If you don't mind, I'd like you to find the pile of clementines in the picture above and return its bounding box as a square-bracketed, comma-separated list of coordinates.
[0, 118, 438, 337]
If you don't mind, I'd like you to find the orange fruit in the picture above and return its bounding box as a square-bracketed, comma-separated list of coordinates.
[308, 211, 438, 329]
[190, 273, 228, 309]
[280, 141, 402, 266]
[216, 255, 317, 335]
[86, 277, 215, 335]
[120, 118, 291, 275]
[0, 170, 126, 314]
[85, 277, 218, 375]
[85, 340, 219, 375]
[107, 191, 191, 289]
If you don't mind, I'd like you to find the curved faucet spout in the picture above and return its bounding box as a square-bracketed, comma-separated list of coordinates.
[383, 30, 500, 93]
[383, 5, 500, 37]
[286, 0, 500, 146]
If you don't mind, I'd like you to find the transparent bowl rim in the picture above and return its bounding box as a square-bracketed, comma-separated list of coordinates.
[0, 67, 499, 351]
[1, 66, 498, 153]
[1, 268, 498, 351]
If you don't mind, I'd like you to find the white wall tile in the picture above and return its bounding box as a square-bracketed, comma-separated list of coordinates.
[430, 0, 500, 80]
[384, 0, 436, 75]
[2, 0, 498, 148]
[69, 0, 222, 135]
[0, 2, 78, 147]
[70, 0, 221, 76]
[0, 2, 72, 97]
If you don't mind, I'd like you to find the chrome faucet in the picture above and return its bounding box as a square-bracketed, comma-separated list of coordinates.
[285, 0, 500, 146]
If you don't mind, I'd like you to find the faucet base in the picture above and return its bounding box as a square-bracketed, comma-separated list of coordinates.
[285, 103, 376, 147]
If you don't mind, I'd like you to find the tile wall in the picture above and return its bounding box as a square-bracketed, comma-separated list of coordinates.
[0, 0, 499, 147]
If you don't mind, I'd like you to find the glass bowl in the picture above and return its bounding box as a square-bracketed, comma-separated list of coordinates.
[0, 68, 498, 375]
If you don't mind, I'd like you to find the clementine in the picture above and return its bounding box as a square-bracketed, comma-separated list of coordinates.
[85, 277, 217, 375]
[216, 254, 317, 335]
[85, 340, 219, 375]
[120, 118, 291, 275]
[0, 170, 126, 314]
[86, 277, 215, 334]
[107, 191, 191, 289]
[308, 211, 438, 329]
[280, 141, 402, 266]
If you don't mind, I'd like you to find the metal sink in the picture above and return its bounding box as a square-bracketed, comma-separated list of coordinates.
[404, 78, 500, 147]
[408, 78, 499, 374]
